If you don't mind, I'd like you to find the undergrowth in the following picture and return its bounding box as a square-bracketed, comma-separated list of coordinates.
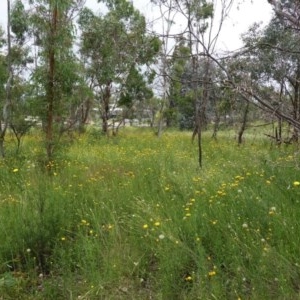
[0, 127, 300, 299]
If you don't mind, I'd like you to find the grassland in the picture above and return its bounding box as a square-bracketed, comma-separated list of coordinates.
[0, 127, 300, 299]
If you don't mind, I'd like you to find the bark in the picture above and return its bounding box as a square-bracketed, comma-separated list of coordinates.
[0, 0, 13, 158]
[76, 99, 91, 133]
[292, 62, 300, 141]
[45, 4, 58, 162]
[196, 110, 202, 167]
[268, 0, 300, 27]
[234, 84, 300, 130]
[0, 133, 5, 158]
[237, 101, 249, 145]
[276, 117, 282, 143]
[101, 80, 112, 135]
[212, 113, 220, 139]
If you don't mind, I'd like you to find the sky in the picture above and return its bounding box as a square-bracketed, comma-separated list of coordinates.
[0, 0, 273, 52]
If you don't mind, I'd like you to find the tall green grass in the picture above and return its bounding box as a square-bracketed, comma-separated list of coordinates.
[0, 127, 300, 299]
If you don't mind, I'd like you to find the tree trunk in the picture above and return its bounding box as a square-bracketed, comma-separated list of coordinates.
[192, 97, 203, 168]
[101, 80, 112, 135]
[194, 58, 210, 168]
[0, 0, 13, 158]
[0, 133, 5, 158]
[79, 99, 91, 133]
[196, 110, 202, 168]
[275, 117, 282, 144]
[45, 4, 58, 163]
[212, 113, 220, 139]
[157, 71, 168, 138]
[237, 102, 249, 145]
[292, 62, 300, 141]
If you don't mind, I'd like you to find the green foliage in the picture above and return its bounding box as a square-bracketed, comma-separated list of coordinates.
[0, 28, 7, 107]
[119, 66, 153, 107]
[79, 0, 159, 135]
[11, 0, 28, 43]
[23, 0, 89, 160]
[0, 26, 6, 48]
[0, 55, 7, 104]
[237, 12, 300, 137]
[99, 0, 135, 18]
[191, 0, 214, 20]
[166, 39, 192, 128]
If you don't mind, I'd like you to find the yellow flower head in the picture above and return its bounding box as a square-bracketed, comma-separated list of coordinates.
[293, 181, 300, 187]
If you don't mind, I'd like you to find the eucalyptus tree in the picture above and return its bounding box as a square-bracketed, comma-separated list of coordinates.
[165, 36, 220, 131]
[184, 0, 234, 166]
[0, 0, 12, 158]
[78, 0, 160, 135]
[264, 0, 300, 140]
[0, 30, 6, 98]
[231, 5, 300, 142]
[6, 0, 41, 153]
[268, 0, 300, 26]
[151, 0, 233, 166]
[214, 0, 300, 144]
[27, 0, 85, 163]
[0, 0, 29, 157]
[0, 0, 34, 157]
[0, 27, 7, 157]
[149, 0, 182, 136]
[166, 37, 192, 128]
[118, 65, 153, 127]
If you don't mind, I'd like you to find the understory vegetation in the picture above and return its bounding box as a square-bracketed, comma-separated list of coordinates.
[0, 127, 300, 299]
